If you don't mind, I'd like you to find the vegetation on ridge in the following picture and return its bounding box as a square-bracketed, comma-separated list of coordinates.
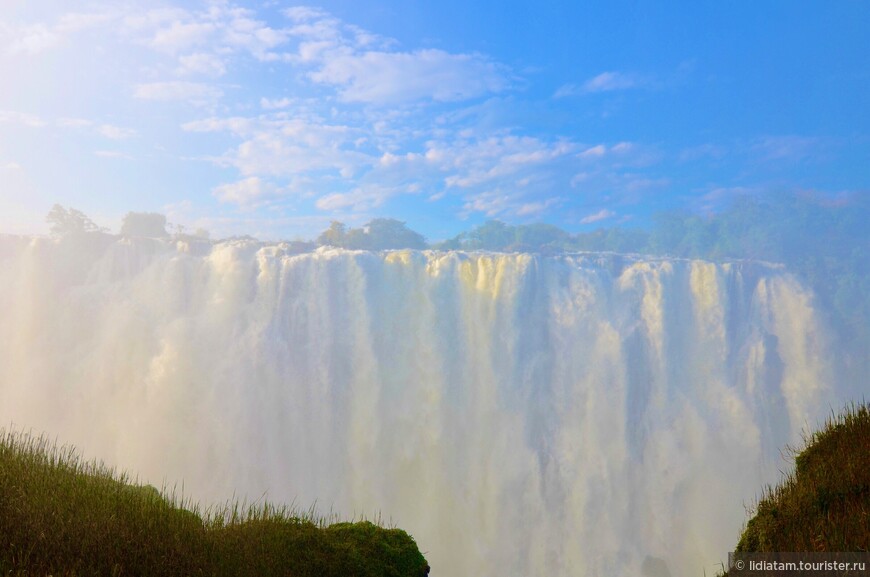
[718, 403, 870, 575]
[44, 191, 870, 402]
[0, 429, 430, 577]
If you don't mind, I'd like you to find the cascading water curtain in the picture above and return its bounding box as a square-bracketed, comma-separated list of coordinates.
[0, 236, 835, 576]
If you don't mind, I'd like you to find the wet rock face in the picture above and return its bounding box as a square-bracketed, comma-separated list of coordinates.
[641, 556, 672, 577]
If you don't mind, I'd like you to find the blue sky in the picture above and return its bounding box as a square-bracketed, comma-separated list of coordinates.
[1, 1, 867, 240]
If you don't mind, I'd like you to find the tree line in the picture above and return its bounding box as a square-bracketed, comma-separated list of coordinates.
[44, 193, 869, 356]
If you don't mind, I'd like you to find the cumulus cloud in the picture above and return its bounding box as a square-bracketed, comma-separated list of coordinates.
[134, 81, 223, 105]
[580, 209, 616, 224]
[516, 198, 561, 217]
[279, 9, 510, 105]
[429, 135, 574, 188]
[315, 185, 398, 211]
[2, 3, 649, 223]
[1, 11, 113, 55]
[583, 71, 639, 92]
[213, 177, 277, 205]
[752, 135, 819, 162]
[177, 52, 227, 77]
[576, 141, 661, 168]
[185, 98, 585, 216]
[578, 144, 607, 159]
[140, 5, 288, 60]
[150, 20, 216, 53]
[260, 97, 293, 110]
[555, 71, 641, 97]
[678, 143, 728, 163]
[98, 124, 137, 140]
[0, 110, 46, 127]
[94, 150, 133, 159]
[229, 118, 370, 178]
[309, 49, 508, 104]
[458, 187, 563, 219]
[57, 118, 92, 128]
[3, 111, 136, 142]
[283, 7, 332, 22]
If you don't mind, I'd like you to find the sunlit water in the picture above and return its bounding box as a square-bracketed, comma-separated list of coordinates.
[0, 235, 839, 576]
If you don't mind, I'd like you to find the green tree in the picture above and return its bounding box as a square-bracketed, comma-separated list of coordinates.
[316, 219, 427, 250]
[46, 205, 104, 237]
[316, 221, 348, 247]
[343, 227, 369, 249]
[512, 223, 570, 251]
[453, 220, 516, 250]
[120, 212, 169, 238]
[365, 218, 427, 250]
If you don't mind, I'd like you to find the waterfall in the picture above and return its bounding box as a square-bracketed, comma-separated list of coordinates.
[0, 235, 835, 576]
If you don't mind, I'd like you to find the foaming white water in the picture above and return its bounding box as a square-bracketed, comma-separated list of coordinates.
[0, 235, 836, 576]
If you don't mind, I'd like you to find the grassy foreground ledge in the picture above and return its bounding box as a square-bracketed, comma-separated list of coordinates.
[720, 403, 870, 575]
[0, 430, 430, 577]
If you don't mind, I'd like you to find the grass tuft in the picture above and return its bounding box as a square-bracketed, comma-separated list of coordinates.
[0, 428, 430, 576]
[718, 402, 870, 575]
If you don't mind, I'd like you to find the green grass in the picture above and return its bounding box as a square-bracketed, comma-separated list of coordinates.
[718, 402, 870, 575]
[0, 429, 430, 576]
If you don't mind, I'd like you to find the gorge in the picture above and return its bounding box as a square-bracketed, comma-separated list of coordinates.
[0, 234, 845, 576]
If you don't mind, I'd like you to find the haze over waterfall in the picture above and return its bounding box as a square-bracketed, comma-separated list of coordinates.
[0, 235, 833, 576]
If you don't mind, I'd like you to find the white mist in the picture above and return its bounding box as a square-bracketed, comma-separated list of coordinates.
[0, 236, 834, 576]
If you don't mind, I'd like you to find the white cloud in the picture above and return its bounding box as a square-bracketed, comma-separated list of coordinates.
[2, 12, 112, 55]
[570, 172, 590, 187]
[141, 5, 288, 60]
[122, 8, 190, 33]
[310, 49, 508, 104]
[186, 113, 374, 179]
[150, 21, 216, 53]
[283, 7, 332, 22]
[315, 185, 397, 211]
[3, 111, 134, 141]
[186, 99, 585, 217]
[460, 190, 512, 217]
[576, 141, 661, 168]
[552, 83, 580, 99]
[427, 135, 573, 189]
[279, 9, 510, 105]
[583, 71, 639, 93]
[555, 71, 640, 97]
[4, 23, 59, 54]
[623, 175, 670, 193]
[0, 110, 47, 127]
[98, 124, 137, 140]
[578, 144, 607, 158]
[134, 81, 223, 105]
[260, 97, 293, 110]
[222, 9, 288, 59]
[678, 143, 727, 162]
[183, 116, 252, 133]
[516, 198, 560, 216]
[213, 177, 277, 205]
[580, 209, 615, 224]
[94, 150, 133, 159]
[753, 135, 818, 161]
[459, 187, 566, 220]
[177, 52, 227, 77]
[58, 118, 93, 128]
